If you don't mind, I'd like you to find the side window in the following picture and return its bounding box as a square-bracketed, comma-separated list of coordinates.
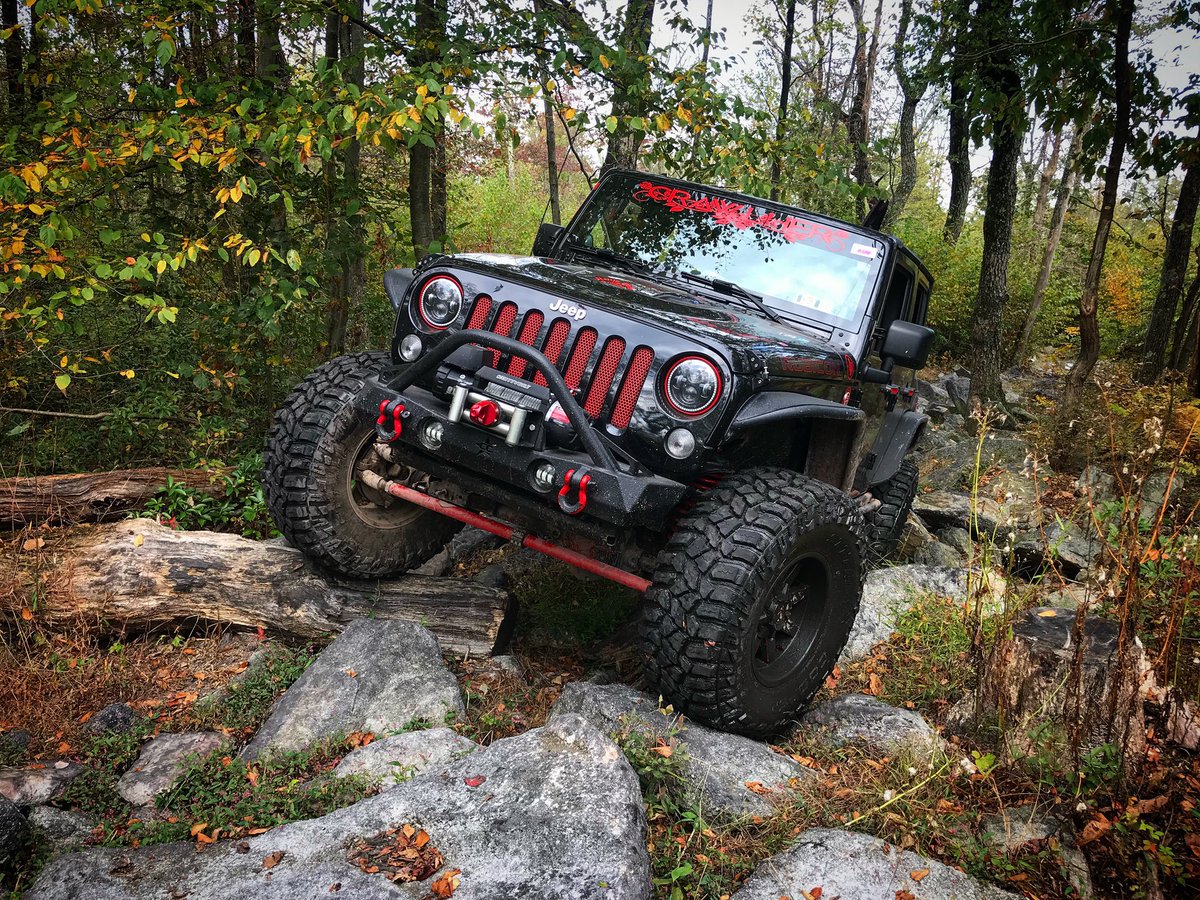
[877, 264, 915, 340]
[913, 281, 930, 325]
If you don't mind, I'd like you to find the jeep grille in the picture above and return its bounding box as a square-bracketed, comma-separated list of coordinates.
[462, 295, 653, 429]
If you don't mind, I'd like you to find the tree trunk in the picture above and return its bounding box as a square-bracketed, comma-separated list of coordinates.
[1062, 0, 1134, 417]
[943, 4, 972, 245]
[769, 0, 797, 202]
[408, 0, 447, 260]
[10, 521, 512, 657]
[1012, 128, 1083, 364]
[2, 0, 21, 116]
[255, 0, 289, 86]
[881, 0, 920, 231]
[1137, 157, 1200, 383]
[599, 0, 655, 173]
[432, 131, 448, 243]
[544, 85, 562, 224]
[236, 0, 256, 78]
[968, 0, 1025, 404]
[1032, 123, 1065, 235]
[1, 469, 226, 528]
[846, 0, 873, 219]
[1169, 249, 1200, 371]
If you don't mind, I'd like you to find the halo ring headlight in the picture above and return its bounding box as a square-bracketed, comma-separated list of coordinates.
[416, 275, 463, 330]
[662, 355, 722, 417]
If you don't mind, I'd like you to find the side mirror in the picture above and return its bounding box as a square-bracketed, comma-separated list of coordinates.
[881, 320, 934, 370]
[384, 268, 415, 310]
[532, 222, 565, 258]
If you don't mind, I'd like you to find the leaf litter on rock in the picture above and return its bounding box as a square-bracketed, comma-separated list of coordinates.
[348, 824, 445, 884]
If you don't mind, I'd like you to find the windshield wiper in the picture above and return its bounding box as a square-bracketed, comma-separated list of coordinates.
[563, 240, 660, 278]
[675, 271, 782, 323]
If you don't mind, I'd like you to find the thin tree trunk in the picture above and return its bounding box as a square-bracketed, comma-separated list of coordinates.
[1032, 123, 1064, 234]
[1169, 258, 1200, 372]
[2, 0, 21, 116]
[600, 0, 656, 173]
[943, 2, 972, 245]
[968, 0, 1025, 404]
[1012, 128, 1083, 364]
[408, 0, 447, 260]
[882, 0, 920, 230]
[1062, 0, 1134, 417]
[544, 86, 561, 224]
[432, 131, 448, 243]
[236, 0, 256, 78]
[255, 0, 289, 86]
[846, 0, 873, 219]
[769, 0, 797, 202]
[1137, 156, 1200, 382]
[688, 0, 714, 167]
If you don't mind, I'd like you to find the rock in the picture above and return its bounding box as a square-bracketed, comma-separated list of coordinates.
[83, 702, 138, 735]
[471, 562, 507, 590]
[894, 514, 934, 562]
[0, 762, 84, 806]
[938, 526, 972, 555]
[948, 608, 1146, 772]
[921, 436, 1031, 494]
[28, 807, 96, 854]
[981, 806, 1092, 897]
[732, 828, 1016, 899]
[914, 540, 964, 568]
[488, 654, 527, 685]
[0, 729, 31, 760]
[1043, 582, 1093, 608]
[1165, 689, 1200, 751]
[1076, 465, 1115, 501]
[1141, 471, 1185, 522]
[917, 377, 951, 407]
[334, 728, 479, 788]
[796, 695, 941, 758]
[843, 565, 967, 661]
[117, 732, 229, 807]
[0, 795, 29, 870]
[1011, 522, 1102, 580]
[944, 374, 972, 416]
[552, 682, 815, 819]
[242, 621, 464, 760]
[913, 490, 1005, 536]
[26, 714, 650, 900]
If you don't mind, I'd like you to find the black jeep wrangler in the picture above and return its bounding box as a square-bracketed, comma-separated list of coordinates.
[264, 169, 934, 736]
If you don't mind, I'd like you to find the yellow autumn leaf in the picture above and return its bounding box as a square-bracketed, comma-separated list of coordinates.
[676, 104, 692, 124]
[563, 108, 576, 121]
[655, 112, 670, 132]
[599, 54, 611, 69]
[133, 533, 144, 548]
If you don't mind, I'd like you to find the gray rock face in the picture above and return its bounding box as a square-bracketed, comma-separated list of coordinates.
[913, 490, 1005, 536]
[28, 807, 96, 854]
[938, 526, 972, 555]
[914, 540, 964, 569]
[981, 807, 1092, 898]
[26, 714, 649, 900]
[242, 621, 464, 760]
[84, 702, 138, 735]
[334, 728, 479, 788]
[895, 514, 935, 562]
[1076, 465, 1115, 501]
[843, 565, 967, 661]
[1011, 522, 1102, 580]
[0, 762, 84, 806]
[117, 732, 229, 807]
[552, 682, 815, 819]
[0, 794, 29, 869]
[732, 828, 1016, 899]
[796, 695, 941, 757]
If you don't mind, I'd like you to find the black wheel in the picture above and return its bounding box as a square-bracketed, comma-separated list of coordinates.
[641, 468, 864, 737]
[863, 459, 919, 566]
[263, 351, 460, 579]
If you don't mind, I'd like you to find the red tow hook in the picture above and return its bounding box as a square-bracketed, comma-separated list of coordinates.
[376, 399, 405, 442]
[557, 468, 591, 515]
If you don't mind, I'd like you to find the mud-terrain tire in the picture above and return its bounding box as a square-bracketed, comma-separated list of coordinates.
[263, 351, 460, 579]
[641, 468, 864, 737]
[863, 459, 919, 566]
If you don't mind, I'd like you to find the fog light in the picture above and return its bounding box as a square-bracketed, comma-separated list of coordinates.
[532, 462, 556, 492]
[399, 333, 423, 362]
[420, 420, 444, 450]
[665, 427, 695, 459]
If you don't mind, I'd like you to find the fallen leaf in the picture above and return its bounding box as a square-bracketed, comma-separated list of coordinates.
[1077, 815, 1111, 847]
[329, 885, 341, 893]
[262, 851, 285, 869]
[1185, 833, 1200, 857]
[236, 842, 250, 854]
[463, 775, 486, 787]
[133, 533, 144, 548]
[20, 608, 33, 621]
[651, 739, 673, 758]
[414, 830, 430, 849]
[866, 673, 883, 696]
[1130, 795, 1170, 816]
[344, 669, 357, 678]
[196, 832, 216, 845]
[910, 868, 930, 882]
[744, 781, 770, 795]
[429, 868, 461, 898]
[896, 891, 916, 900]
[189, 823, 208, 837]
[1037, 609, 1057, 617]
[246, 827, 270, 835]
[22, 537, 45, 551]
[802, 888, 824, 900]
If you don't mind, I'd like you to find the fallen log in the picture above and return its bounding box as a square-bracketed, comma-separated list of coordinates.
[0, 468, 223, 528]
[14, 520, 513, 657]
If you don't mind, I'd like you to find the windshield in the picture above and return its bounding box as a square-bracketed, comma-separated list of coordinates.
[564, 173, 885, 330]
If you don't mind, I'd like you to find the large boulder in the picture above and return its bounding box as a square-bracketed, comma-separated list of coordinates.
[913, 490, 1005, 536]
[27, 807, 96, 855]
[242, 621, 464, 760]
[981, 806, 1092, 898]
[117, 732, 230, 807]
[0, 794, 30, 870]
[1011, 522, 1103, 581]
[334, 728, 479, 788]
[795, 695, 941, 758]
[732, 828, 1015, 899]
[0, 762, 84, 806]
[552, 682, 815, 819]
[26, 714, 649, 900]
[83, 702, 139, 736]
[843, 565, 967, 661]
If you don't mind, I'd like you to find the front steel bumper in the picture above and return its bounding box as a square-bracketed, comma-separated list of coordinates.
[355, 330, 687, 530]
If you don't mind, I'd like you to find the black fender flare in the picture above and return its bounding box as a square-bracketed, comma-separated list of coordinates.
[862, 408, 927, 486]
[384, 267, 416, 310]
[725, 391, 865, 436]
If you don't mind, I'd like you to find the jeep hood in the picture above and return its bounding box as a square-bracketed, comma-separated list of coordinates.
[444, 253, 849, 379]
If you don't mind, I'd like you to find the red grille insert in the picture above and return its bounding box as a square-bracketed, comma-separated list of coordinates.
[584, 338, 626, 418]
[562, 328, 597, 391]
[533, 319, 571, 387]
[508, 311, 544, 378]
[465, 296, 492, 330]
[486, 302, 518, 366]
[610, 346, 654, 429]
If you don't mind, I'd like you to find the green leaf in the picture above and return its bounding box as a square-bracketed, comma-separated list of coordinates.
[54, 373, 71, 393]
[286, 249, 301, 271]
[6, 421, 31, 437]
[605, 116, 618, 134]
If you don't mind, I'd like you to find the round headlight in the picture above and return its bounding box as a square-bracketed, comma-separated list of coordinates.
[416, 275, 463, 329]
[662, 356, 722, 417]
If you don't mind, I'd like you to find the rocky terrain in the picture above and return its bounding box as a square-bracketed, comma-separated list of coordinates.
[2, 362, 1193, 898]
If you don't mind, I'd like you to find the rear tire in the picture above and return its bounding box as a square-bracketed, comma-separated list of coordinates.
[863, 459, 919, 566]
[641, 468, 864, 737]
[263, 351, 460, 579]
